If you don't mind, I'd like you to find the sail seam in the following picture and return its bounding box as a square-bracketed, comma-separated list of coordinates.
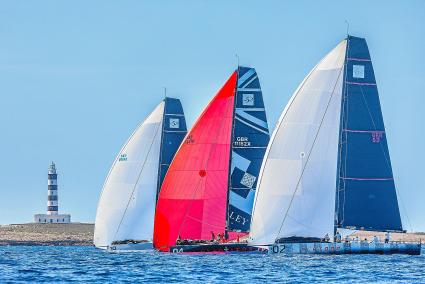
[176, 76, 236, 242]
[113, 111, 164, 243]
[250, 56, 325, 237]
[275, 45, 346, 241]
[340, 177, 394, 181]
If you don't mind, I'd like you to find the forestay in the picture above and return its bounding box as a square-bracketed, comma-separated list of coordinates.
[249, 41, 347, 245]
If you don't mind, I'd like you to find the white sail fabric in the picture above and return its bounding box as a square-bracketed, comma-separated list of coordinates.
[94, 101, 164, 248]
[249, 40, 347, 245]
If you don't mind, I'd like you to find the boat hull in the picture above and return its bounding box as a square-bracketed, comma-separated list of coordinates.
[169, 243, 266, 253]
[108, 242, 153, 251]
[259, 242, 421, 255]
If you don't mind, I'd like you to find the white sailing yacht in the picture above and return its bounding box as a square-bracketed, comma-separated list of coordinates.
[248, 36, 421, 255]
[94, 97, 187, 251]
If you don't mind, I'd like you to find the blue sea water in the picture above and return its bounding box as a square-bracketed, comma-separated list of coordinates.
[0, 246, 424, 283]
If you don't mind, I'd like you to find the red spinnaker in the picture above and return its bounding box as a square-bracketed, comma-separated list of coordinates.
[153, 72, 237, 251]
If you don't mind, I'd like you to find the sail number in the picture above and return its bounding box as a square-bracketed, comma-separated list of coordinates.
[272, 245, 286, 254]
[234, 137, 251, 147]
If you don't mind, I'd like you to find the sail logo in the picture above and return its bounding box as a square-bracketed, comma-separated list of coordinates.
[185, 135, 194, 144]
[119, 154, 127, 161]
[234, 136, 251, 147]
[228, 211, 249, 226]
[353, 65, 365, 79]
[242, 94, 254, 106]
[371, 131, 383, 143]
[240, 172, 256, 189]
[170, 118, 179, 129]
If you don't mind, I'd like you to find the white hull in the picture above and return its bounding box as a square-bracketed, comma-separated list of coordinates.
[107, 242, 153, 252]
[258, 242, 421, 255]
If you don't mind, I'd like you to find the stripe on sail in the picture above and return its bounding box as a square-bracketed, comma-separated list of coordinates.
[335, 36, 402, 232]
[228, 67, 270, 233]
[153, 72, 237, 251]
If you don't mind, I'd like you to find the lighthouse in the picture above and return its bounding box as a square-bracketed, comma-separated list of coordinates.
[34, 162, 71, 223]
[47, 162, 58, 215]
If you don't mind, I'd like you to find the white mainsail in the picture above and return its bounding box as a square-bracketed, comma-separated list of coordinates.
[94, 101, 164, 248]
[249, 40, 347, 245]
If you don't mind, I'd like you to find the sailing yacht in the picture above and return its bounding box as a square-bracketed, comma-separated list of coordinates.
[248, 36, 421, 255]
[94, 97, 187, 251]
[153, 67, 270, 253]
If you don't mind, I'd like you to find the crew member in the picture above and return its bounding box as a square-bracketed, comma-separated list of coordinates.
[385, 232, 390, 243]
[334, 231, 342, 243]
[324, 233, 330, 242]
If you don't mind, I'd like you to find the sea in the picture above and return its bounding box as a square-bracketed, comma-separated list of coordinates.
[0, 246, 424, 283]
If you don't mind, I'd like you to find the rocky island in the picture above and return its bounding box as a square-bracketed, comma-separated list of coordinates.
[0, 223, 94, 246]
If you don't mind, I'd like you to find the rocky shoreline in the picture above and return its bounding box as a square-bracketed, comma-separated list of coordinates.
[0, 223, 423, 246]
[0, 223, 94, 246]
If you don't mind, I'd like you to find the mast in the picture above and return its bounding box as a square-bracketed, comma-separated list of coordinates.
[334, 36, 350, 235]
[224, 65, 240, 240]
[155, 97, 167, 204]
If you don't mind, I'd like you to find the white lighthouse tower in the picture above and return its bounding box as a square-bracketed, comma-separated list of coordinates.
[47, 162, 58, 215]
[34, 162, 71, 223]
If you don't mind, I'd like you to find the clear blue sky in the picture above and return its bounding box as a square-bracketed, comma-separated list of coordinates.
[0, 1, 424, 231]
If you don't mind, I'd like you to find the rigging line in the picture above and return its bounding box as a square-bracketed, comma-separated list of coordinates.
[155, 99, 167, 205]
[176, 94, 235, 240]
[358, 85, 393, 173]
[113, 113, 164, 242]
[96, 106, 163, 203]
[337, 38, 350, 227]
[94, 103, 164, 235]
[250, 53, 326, 227]
[358, 84, 410, 230]
[342, 49, 350, 226]
[286, 214, 325, 232]
[342, 38, 351, 227]
[225, 67, 240, 235]
[275, 48, 346, 242]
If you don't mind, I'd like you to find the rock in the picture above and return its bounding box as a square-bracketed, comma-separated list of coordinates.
[0, 223, 94, 246]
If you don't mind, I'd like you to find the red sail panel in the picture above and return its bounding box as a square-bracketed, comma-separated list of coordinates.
[154, 72, 237, 251]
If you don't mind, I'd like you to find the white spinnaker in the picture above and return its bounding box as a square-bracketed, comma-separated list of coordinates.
[249, 40, 347, 245]
[94, 101, 164, 248]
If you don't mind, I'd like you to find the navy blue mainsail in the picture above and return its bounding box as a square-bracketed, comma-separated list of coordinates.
[228, 67, 270, 232]
[335, 36, 403, 232]
[156, 97, 187, 201]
